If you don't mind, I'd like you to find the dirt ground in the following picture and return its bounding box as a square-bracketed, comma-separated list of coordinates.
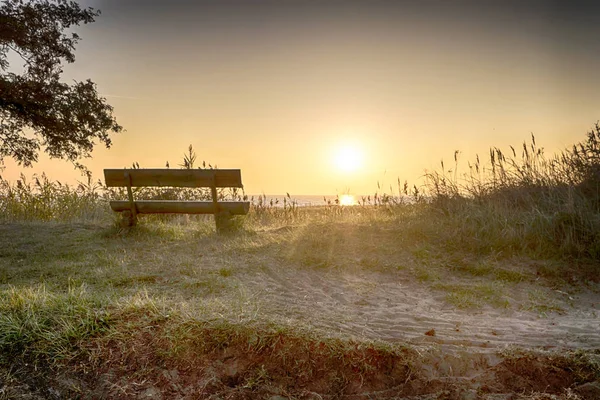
[244, 262, 600, 351]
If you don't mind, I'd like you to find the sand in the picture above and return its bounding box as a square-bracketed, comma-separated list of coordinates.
[243, 263, 600, 351]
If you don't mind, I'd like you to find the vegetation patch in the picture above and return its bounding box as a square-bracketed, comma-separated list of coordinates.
[1, 309, 599, 399]
[434, 281, 510, 309]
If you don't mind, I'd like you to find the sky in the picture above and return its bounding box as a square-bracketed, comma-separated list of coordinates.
[3, 0, 600, 195]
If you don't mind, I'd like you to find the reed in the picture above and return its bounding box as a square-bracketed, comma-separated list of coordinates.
[0, 172, 111, 222]
[422, 123, 600, 260]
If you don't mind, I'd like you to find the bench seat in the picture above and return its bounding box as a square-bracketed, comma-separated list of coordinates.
[109, 200, 250, 215]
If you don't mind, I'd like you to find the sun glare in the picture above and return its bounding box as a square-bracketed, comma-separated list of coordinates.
[338, 194, 356, 206]
[334, 144, 363, 173]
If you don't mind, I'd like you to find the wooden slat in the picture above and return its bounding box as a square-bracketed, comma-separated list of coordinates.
[109, 200, 250, 215]
[104, 169, 243, 188]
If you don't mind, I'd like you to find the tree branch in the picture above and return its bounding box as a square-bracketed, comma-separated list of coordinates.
[6, 43, 33, 66]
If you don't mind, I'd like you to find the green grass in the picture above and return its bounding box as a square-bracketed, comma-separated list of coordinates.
[524, 289, 566, 315]
[433, 281, 510, 309]
[0, 283, 109, 363]
[413, 264, 441, 282]
[494, 268, 527, 283]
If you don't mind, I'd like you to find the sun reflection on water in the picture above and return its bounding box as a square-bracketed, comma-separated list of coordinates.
[338, 194, 357, 206]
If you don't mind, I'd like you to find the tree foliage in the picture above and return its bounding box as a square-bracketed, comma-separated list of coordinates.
[0, 0, 122, 171]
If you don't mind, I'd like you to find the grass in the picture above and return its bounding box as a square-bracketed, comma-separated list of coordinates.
[0, 283, 109, 363]
[433, 281, 510, 309]
[525, 289, 566, 315]
[413, 264, 441, 282]
[0, 126, 600, 397]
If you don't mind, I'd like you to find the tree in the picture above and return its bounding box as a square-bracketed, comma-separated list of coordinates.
[0, 0, 122, 172]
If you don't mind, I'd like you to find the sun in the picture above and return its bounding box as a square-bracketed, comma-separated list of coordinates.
[338, 194, 356, 206]
[334, 144, 363, 173]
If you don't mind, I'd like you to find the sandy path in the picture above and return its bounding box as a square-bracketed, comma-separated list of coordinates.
[242, 264, 600, 351]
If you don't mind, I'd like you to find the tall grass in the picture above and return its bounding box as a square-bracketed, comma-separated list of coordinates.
[0, 173, 111, 222]
[1, 125, 599, 260]
[0, 283, 109, 363]
[423, 123, 600, 259]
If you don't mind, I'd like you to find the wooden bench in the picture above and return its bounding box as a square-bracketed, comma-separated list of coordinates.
[103, 168, 250, 231]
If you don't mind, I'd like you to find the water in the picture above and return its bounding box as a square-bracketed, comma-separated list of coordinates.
[247, 194, 358, 207]
[245, 193, 415, 207]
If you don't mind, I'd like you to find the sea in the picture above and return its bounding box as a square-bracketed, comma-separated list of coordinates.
[244, 194, 412, 207]
[247, 194, 359, 207]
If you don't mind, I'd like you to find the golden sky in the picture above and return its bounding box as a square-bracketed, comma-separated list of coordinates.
[3, 0, 600, 195]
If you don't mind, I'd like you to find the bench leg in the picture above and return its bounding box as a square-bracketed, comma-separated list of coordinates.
[121, 210, 137, 227]
[215, 210, 234, 234]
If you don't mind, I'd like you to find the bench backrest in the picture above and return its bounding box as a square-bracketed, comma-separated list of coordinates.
[104, 169, 244, 189]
